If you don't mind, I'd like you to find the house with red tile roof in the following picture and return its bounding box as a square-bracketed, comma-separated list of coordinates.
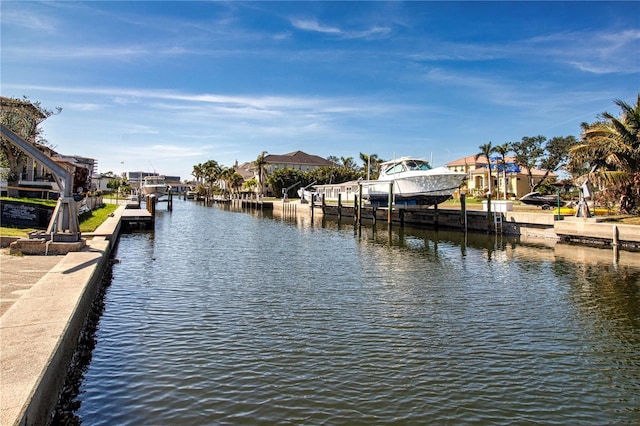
[445, 155, 556, 199]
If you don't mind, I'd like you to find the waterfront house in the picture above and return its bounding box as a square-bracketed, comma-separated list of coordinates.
[242, 151, 336, 196]
[262, 151, 336, 174]
[10, 144, 95, 198]
[446, 155, 556, 199]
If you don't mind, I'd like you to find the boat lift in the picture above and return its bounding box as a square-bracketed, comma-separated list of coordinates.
[299, 181, 317, 204]
[282, 181, 301, 202]
[1, 124, 81, 242]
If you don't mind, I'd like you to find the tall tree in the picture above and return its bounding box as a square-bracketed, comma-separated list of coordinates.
[569, 94, 640, 213]
[492, 142, 511, 199]
[359, 152, 380, 180]
[475, 142, 494, 197]
[218, 166, 235, 195]
[539, 136, 578, 181]
[1, 96, 61, 195]
[326, 155, 340, 165]
[268, 168, 306, 198]
[192, 163, 204, 184]
[511, 136, 546, 192]
[201, 160, 221, 186]
[340, 156, 356, 170]
[253, 151, 268, 195]
[228, 171, 244, 194]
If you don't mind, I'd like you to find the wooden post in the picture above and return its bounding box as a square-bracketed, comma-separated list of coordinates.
[387, 182, 393, 225]
[460, 193, 467, 232]
[357, 184, 363, 227]
[399, 208, 405, 227]
[147, 194, 156, 225]
[338, 193, 342, 218]
[486, 194, 492, 233]
[434, 203, 439, 229]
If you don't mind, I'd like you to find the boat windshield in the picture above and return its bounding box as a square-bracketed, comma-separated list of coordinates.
[404, 160, 431, 171]
[145, 177, 165, 185]
[383, 159, 432, 176]
[384, 162, 405, 175]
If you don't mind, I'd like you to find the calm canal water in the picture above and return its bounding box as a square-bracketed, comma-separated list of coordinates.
[75, 200, 640, 425]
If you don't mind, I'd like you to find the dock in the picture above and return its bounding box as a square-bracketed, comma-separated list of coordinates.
[119, 193, 174, 231]
[121, 208, 154, 230]
[269, 198, 640, 251]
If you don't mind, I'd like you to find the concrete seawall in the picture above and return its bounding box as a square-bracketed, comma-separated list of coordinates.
[1, 205, 125, 426]
[270, 200, 640, 250]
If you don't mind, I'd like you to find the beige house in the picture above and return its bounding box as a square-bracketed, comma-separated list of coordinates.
[238, 151, 336, 196]
[263, 151, 335, 174]
[446, 155, 556, 199]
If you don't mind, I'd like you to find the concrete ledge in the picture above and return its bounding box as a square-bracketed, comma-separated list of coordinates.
[1, 240, 112, 426]
[505, 211, 557, 226]
[0, 236, 20, 248]
[555, 219, 640, 244]
[9, 239, 87, 256]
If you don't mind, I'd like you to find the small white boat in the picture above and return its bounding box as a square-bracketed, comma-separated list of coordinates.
[363, 157, 466, 206]
[141, 175, 168, 197]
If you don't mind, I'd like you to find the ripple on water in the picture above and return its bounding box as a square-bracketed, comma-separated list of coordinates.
[75, 203, 640, 425]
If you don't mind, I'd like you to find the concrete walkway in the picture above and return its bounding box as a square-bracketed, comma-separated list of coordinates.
[0, 205, 125, 426]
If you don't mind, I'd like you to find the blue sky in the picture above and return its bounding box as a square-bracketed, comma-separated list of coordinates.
[2, 1, 639, 180]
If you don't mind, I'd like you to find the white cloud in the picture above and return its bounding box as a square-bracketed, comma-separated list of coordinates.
[524, 29, 640, 75]
[1, 8, 57, 33]
[290, 18, 391, 40]
[291, 18, 342, 34]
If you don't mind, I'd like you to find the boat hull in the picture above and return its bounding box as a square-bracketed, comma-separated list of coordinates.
[141, 175, 168, 198]
[364, 168, 467, 206]
[519, 192, 565, 209]
[141, 186, 167, 197]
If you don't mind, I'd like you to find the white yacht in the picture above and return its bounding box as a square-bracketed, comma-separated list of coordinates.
[363, 157, 466, 206]
[141, 175, 168, 197]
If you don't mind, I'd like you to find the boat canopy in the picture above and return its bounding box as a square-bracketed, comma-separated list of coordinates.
[383, 158, 432, 176]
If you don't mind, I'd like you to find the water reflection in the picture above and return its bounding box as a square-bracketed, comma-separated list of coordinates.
[73, 200, 640, 425]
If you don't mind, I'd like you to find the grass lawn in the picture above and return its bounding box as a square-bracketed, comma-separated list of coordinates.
[0, 196, 57, 207]
[0, 201, 119, 238]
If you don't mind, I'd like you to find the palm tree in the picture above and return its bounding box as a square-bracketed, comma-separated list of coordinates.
[202, 160, 221, 185]
[359, 152, 380, 180]
[492, 142, 511, 199]
[229, 172, 244, 194]
[253, 151, 268, 196]
[475, 142, 494, 198]
[192, 163, 203, 185]
[340, 156, 356, 170]
[326, 155, 340, 165]
[570, 94, 640, 213]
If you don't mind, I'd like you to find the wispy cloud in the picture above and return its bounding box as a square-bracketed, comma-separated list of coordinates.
[6, 83, 407, 139]
[524, 29, 640, 74]
[290, 18, 391, 39]
[291, 18, 342, 34]
[1, 8, 58, 33]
